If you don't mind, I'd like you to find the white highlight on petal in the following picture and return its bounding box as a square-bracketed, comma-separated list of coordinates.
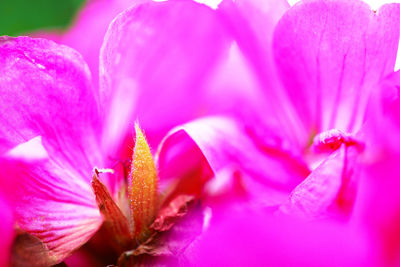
[287, 0, 299, 6]
[289, 0, 400, 9]
[152, 0, 221, 8]
[202, 206, 212, 231]
[395, 42, 400, 72]
[205, 167, 236, 196]
[102, 78, 138, 152]
[363, 0, 400, 9]
[193, 0, 222, 9]
[7, 136, 48, 160]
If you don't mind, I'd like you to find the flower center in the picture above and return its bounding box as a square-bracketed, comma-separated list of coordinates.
[305, 129, 364, 171]
[311, 129, 363, 153]
[91, 124, 159, 251]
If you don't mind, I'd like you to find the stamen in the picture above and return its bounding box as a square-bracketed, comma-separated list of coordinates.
[312, 129, 364, 153]
[95, 168, 115, 174]
[129, 124, 158, 241]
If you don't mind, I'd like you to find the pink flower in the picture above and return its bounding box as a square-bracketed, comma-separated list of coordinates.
[188, 207, 371, 266]
[155, 0, 400, 264]
[0, 35, 192, 265]
[158, 0, 400, 218]
[1, 0, 399, 266]
[351, 71, 400, 266]
[0, 0, 259, 264]
[0, 36, 105, 264]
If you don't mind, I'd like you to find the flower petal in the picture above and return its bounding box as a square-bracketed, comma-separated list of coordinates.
[0, 195, 13, 266]
[280, 145, 360, 219]
[157, 116, 310, 206]
[273, 0, 400, 136]
[357, 154, 400, 265]
[99, 0, 232, 151]
[218, 0, 289, 90]
[1, 154, 102, 264]
[218, 0, 308, 147]
[0, 36, 101, 172]
[353, 74, 400, 265]
[186, 208, 370, 266]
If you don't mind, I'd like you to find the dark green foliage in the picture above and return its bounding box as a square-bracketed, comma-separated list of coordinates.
[0, 0, 85, 36]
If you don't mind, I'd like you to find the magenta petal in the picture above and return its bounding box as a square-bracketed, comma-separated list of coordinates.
[218, 0, 308, 147]
[280, 145, 360, 219]
[0, 195, 13, 266]
[218, 0, 288, 86]
[353, 75, 400, 265]
[0, 155, 102, 264]
[273, 0, 400, 135]
[188, 209, 370, 266]
[0, 36, 101, 171]
[157, 116, 310, 205]
[380, 71, 400, 121]
[357, 154, 400, 265]
[100, 0, 231, 151]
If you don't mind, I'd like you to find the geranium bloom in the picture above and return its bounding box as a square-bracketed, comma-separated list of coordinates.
[0, 36, 105, 265]
[158, 0, 400, 218]
[1, 0, 399, 266]
[155, 0, 400, 265]
[353, 71, 400, 266]
[0, 0, 249, 264]
[187, 70, 399, 267]
[0, 34, 206, 265]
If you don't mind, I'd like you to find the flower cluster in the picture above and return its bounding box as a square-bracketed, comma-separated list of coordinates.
[0, 0, 400, 266]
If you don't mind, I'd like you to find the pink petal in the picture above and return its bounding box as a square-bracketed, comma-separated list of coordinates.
[353, 73, 400, 265]
[273, 0, 400, 136]
[157, 126, 214, 202]
[218, 0, 289, 89]
[0, 36, 102, 173]
[0, 195, 13, 266]
[280, 145, 360, 219]
[185, 208, 371, 266]
[218, 0, 308, 147]
[219, 0, 289, 60]
[380, 70, 400, 120]
[64, 249, 103, 267]
[360, 70, 400, 158]
[357, 156, 400, 265]
[157, 116, 310, 206]
[0, 155, 102, 264]
[99, 0, 232, 152]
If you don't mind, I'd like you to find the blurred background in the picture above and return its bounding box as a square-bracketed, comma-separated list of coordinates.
[0, 0, 85, 36]
[0, 0, 398, 36]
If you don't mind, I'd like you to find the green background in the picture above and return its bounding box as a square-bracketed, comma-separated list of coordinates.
[0, 0, 85, 36]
